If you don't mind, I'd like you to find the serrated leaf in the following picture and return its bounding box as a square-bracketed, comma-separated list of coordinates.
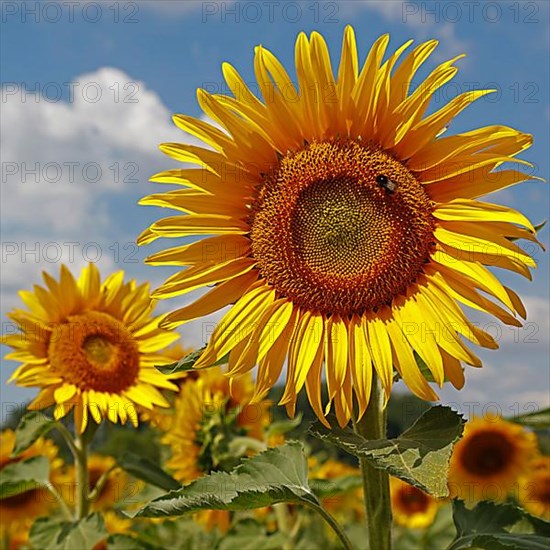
[309, 406, 465, 497]
[118, 452, 180, 491]
[449, 500, 550, 550]
[216, 518, 287, 550]
[134, 441, 319, 518]
[29, 514, 107, 550]
[12, 411, 57, 455]
[509, 407, 550, 429]
[155, 346, 229, 375]
[0, 456, 50, 498]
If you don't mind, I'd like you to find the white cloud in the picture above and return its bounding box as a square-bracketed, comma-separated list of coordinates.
[1, 67, 182, 233]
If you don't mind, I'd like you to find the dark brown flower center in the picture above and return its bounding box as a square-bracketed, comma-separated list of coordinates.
[250, 139, 435, 315]
[48, 311, 140, 393]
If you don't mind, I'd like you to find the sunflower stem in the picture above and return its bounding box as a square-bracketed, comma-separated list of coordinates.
[354, 375, 392, 550]
[74, 432, 90, 519]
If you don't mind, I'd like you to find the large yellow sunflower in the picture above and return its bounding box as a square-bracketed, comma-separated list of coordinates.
[448, 416, 537, 502]
[519, 454, 550, 520]
[139, 26, 540, 426]
[0, 430, 65, 543]
[390, 477, 439, 529]
[2, 264, 179, 433]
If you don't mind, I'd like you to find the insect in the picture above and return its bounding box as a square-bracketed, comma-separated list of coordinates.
[376, 174, 398, 194]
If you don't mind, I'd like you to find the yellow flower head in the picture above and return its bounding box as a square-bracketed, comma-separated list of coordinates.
[3, 264, 180, 433]
[93, 510, 133, 550]
[390, 477, 439, 529]
[0, 430, 64, 539]
[139, 26, 539, 427]
[448, 416, 537, 502]
[162, 367, 270, 482]
[519, 455, 550, 520]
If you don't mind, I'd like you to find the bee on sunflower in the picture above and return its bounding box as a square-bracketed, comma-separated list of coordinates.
[139, 25, 541, 430]
[448, 416, 537, 502]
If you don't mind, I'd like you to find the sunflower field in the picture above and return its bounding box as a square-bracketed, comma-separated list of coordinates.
[1, 7, 549, 550]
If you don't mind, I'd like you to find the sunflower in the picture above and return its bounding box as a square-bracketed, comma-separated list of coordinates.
[139, 26, 540, 426]
[139, 343, 195, 431]
[448, 416, 537, 502]
[519, 455, 550, 520]
[390, 477, 439, 529]
[162, 367, 270, 482]
[2, 264, 179, 433]
[0, 430, 65, 543]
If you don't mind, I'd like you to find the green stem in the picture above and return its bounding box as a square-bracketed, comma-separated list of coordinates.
[305, 502, 354, 550]
[55, 422, 81, 460]
[45, 481, 73, 520]
[353, 374, 392, 550]
[74, 432, 90, 519]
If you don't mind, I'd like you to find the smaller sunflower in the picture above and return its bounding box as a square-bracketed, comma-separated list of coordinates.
[162, 367, 271, 482]
[2, 264, 179, 433]
[0, 430, 65, 543]
[390, 477, 439, 529]
[448, 416, 537, 502]
[519, 455, 550, 520]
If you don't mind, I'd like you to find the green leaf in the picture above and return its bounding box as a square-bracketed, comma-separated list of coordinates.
[134, 441, 319, 518]
[12, 411, 56, 456]
[0, 456, 50, 498]
[509, 407, 550, 429]
[29, 514, 108, 550]
[155, 346, 229, 375]
[309, 475, 363, 500]
[266, 413, 303, 439]
[309, 406, 465, 497]
[107, 534, 154, 550]
[450, 500, 550, 550]
[217, 518, 287, 550]
[118, 452, 180, 492]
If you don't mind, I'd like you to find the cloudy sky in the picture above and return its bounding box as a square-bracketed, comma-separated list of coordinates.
[1, 0, 549, 420]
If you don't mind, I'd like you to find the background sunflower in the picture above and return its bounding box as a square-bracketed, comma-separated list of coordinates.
[2, 264, 179, 433]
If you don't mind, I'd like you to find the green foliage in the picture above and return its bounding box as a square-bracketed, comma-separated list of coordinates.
[107, 534, 155, 550]
[394, 505, 456, 550]
[310, 406, 465, 497]
[118, 452, 180, 491]
[449, 500, 550, 550]
[217, 518, 287, 550]
[29, 514, 107, 550]
[509, 407, 550, 429]
[266, 413, 303, 439]
[309, 475, 363, 500]
[134, 441, 319, 518]
[155, 346, 229, 375]
[11, 411, 56, 455]
[0, 455, 50, 498]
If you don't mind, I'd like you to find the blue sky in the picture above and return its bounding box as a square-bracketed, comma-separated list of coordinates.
[1, 1, 549, 419]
